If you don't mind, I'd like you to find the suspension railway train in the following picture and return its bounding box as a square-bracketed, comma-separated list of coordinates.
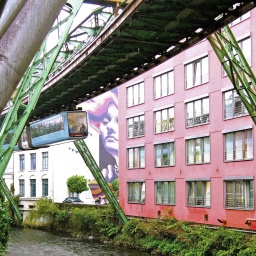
[4, 110, 88, 150]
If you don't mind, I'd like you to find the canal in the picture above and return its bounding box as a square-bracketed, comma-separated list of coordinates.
[4, 228, 151, 256]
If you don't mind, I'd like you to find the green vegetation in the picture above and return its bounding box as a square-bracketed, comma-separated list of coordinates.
[24, 198, 256, 255]
[0, 189, 12, 255]
[66, 175, 89, 195]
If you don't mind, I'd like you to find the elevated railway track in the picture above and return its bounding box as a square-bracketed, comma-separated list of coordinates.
[4, 0, 255, 121]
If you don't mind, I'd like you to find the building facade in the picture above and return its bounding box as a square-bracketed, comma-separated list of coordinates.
[12, 130, 99, 218]
[119, 9, 256, 230]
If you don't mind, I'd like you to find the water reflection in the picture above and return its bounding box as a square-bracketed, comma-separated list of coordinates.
[5, 228, 150, 256]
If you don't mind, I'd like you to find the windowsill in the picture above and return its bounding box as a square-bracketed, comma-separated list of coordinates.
[186, 122, 209, 129]
[154, 129, 175, 134]
[186, 162, 210, 165]
[127, 102, 144, 108]
[224, 113, 249, 120]
[187, 205, 211, 208]
[185, 81, 209, 90]
[127, 167, 146, 170]
[155, 203, 175, 206]
[225, 207, 254, 211]
[224, 158, 253, 163]
[154, 93, 174, 100]
[128, 202, 145, 204]
[155, 165, 175, 168]
[127, 135, 145, 139]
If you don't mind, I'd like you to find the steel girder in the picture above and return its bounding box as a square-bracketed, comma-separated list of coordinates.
[74, 139, 128, 225]
[208, 25, 256, 124]
[0, 0, 67, 113]
[0, 0, 84, 221]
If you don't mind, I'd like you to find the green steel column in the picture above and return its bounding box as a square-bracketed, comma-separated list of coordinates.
[0, 0, 84, 220]
[208, 25, 256, 124]
[74, 139, 128, 225]
[0, 178, 22, 223]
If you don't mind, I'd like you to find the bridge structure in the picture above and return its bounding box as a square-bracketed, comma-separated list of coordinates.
[0, 0, 256, 223]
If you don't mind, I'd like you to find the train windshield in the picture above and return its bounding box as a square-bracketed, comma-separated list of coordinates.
[68, 111, 88, 137]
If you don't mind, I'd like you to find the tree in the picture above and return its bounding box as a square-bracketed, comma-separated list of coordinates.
[66, 175, 89, 195]
[112, 179, 119, 197]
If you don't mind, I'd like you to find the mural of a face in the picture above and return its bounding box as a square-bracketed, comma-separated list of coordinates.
[99, 102, 118, 158]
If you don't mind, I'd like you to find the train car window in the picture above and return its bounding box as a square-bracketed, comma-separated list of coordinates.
[68, 112, 88, 137]
[31, 114, 64, 138]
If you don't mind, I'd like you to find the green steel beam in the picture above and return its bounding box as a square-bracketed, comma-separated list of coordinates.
[208, 25, 256, 124]
[0, 0, 84, 220]
[0, 177, 22, 223]
[74, 139, 128, 225]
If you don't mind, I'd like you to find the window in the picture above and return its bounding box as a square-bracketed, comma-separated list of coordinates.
[19, 179, 25, 197]
[186, 98, 209, 127]
[127, 115, 145, 138]
[155, 107, 174, 133]
[224, 90, 248, 119]
[185, 56, 208, 89]
[224, 129, 253, 161]
[225, 179, 253, 209]
[155, 142, 175, 167]
[128, 182, 145, 203]
[42, 179, 48, 197]
[42, 152, 48, 169]
[154, 70, 174, 99]
[127, 82, 144, 107]
[30, 153, 36, 170]
[128, 146, 145, 168]
[155, 181, 175, 205]
[187, 180, 211, 207]
[222, 37, 251, 76]
[30, 179, 36, 197]
[187, 137, 210, 164]
[19, 154, 25, 171]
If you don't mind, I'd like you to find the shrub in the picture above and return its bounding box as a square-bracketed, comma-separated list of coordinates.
[0, 203, 11, 254]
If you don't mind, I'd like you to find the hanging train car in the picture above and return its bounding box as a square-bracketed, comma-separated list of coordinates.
[16, 110, 88, 150]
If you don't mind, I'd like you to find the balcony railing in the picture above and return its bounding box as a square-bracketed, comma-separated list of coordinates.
[225, 198, 254, 209]
[224, 150, 253, 161]
[186, 114, 209, 127]
[187, 197, 210, 207]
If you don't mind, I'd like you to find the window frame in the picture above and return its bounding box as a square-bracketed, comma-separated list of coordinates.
[186, 180, 211, 207]
[19, 154, 25, 171]
[154, 106, 174, 134]
[155, 180, 175, 205]
[127, 114, 145, 139]
[30, 153, 36, 170]
[127, 82, 144, 107]
[42, 152, 48, 170]
[127, 146, 145, 169]
[155, 142, 175, 167]
[186, 97, 209, 128]
[154, 69, 174, 99]
[19, 179, 25, 197]
[224, 178, 254, 210]
[42, 178, 48, 197]
[186, 136, 210, 164]
[127, 181, 145, 204]
[185, 55, 209, 89]
[224, 129, 253, 162]
[223, 89, 248, 120]
[30, 179, 36, 197]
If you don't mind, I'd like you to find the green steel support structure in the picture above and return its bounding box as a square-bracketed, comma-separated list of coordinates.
[0, 0, 84, 222]
[208, 25, 256, 124]
[74, 139, 128, 225]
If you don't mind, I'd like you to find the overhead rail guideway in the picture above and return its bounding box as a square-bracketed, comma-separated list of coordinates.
[2, 0, 255, 123]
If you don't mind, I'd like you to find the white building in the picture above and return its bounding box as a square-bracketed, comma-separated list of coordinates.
[11, 129, 99, 219]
